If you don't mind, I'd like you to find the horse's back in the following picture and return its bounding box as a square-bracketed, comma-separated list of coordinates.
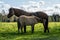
[33, 11, 48, 19]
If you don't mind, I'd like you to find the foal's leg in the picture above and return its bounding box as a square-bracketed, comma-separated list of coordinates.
[21, 26, 23, 33]
[18, 26, 20, 33]
[31, 25, 34, 33]
[24, 25, 26, 33]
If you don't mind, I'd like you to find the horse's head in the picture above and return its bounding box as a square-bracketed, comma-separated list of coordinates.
[7, 8, 14, 18]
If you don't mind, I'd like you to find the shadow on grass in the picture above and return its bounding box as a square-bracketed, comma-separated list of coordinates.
[0, 30, 60, 40]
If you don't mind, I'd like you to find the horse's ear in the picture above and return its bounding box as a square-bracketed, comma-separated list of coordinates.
[11, 8, 14, 14]
[9, 7, 14, 15]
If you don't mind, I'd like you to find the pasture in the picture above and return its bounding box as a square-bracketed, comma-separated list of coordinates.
[0, 22, 60, 40]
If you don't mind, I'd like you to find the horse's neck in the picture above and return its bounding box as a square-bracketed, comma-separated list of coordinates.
[14, 9, 34, 16]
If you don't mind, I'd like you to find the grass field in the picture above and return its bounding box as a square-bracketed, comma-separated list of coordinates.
[0, 22, 60, 40]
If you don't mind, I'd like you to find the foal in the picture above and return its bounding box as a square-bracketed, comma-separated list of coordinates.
[17, 15, 41, 33]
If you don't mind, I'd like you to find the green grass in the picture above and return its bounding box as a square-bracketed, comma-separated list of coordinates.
[0, 22, 60, 40]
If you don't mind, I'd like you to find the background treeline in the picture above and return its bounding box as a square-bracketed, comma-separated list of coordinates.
[0, 13, 60, 22]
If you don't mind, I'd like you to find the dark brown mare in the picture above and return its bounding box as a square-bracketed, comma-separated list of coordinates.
[7, 8, 49, 33]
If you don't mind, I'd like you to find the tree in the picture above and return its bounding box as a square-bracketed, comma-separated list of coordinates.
[2, 10, 6, 22]
[0, 13, 2, 22]
[53, 14, 59, 22]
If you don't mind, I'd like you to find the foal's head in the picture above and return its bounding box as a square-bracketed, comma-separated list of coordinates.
[7, 8, 14, 18]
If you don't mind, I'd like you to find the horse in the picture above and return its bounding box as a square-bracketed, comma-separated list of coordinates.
[17, 15, 41, 33]
[7, 8, 49, 33]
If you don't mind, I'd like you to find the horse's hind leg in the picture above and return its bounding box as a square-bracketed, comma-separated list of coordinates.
[43, 19, 47, 33]
[43, 19, 49, 33]
[24, 25, 26, 33]
[46, 19, 49, 33]
[31, 25, 34, 33]
[45, 24, 49, 33]
[44, 26, 46, 33]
